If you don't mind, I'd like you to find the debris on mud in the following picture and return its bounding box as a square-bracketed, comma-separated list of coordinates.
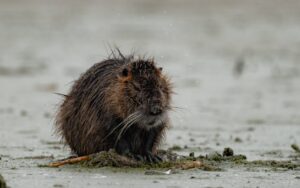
[44, 149, 220, 171]
[234, 137, 243, 143]
[205, 151, 246, 162]
[168, 145, 182, 151]
[180, 160, 204, 170]
[241, 160, 300, 170]
[41, 140, 62, 145]
[233, 57, 245, 77]
[223, 147, 234, 157]
[291, 144, 300, 153]
[0, 174, 7, 188]
[145, 169, 173, 175]
[16, 155, 54, 160]
[43, 147, 300, 171]
[45, 156, 90, 167]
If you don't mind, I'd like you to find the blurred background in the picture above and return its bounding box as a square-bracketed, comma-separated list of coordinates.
[1, 0, 300, 187]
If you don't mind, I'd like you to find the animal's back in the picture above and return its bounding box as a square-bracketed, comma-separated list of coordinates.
[56, 59, 124, 155]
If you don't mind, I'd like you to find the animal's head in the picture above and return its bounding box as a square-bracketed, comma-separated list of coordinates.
[117, 59, 172, 129]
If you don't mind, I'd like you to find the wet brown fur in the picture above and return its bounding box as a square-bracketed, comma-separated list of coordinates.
[55, 51, 172, 158]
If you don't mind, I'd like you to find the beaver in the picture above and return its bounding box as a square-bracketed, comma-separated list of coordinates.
[55, 50, 172, 162]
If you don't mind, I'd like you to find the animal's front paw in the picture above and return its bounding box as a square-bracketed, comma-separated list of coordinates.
[145, 151, 162, 163]
[132, 154, 145, 161]
[123, 152, 144, 162]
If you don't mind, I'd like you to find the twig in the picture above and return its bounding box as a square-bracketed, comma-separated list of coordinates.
[47, 156, 90, 167]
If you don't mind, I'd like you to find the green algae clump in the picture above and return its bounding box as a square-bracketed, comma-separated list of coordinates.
[44, 147, 300, 171]
[242, 160, 300, 170]
[291, 144, 300, 153]
[223, 147, 234, 156]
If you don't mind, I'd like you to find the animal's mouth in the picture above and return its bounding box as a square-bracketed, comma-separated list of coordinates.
[138, 112, 167, 129]
[148, 120, 156, 125]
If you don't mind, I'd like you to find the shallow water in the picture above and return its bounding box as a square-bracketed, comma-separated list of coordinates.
[1, 0, 300, 187]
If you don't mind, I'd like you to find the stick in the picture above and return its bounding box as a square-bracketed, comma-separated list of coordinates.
[47, 156, 90, 167]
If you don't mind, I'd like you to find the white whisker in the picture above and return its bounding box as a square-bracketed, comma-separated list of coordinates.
[101, 111, 140, 142]
[114, 113, 142, 146]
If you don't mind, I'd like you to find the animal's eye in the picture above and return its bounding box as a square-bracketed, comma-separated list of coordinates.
[122, 68, 129, 77]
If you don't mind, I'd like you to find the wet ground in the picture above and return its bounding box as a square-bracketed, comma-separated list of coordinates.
[1, 0, 300, 187]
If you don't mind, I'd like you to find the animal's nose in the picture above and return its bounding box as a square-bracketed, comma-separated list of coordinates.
[149, 105, 162, 116]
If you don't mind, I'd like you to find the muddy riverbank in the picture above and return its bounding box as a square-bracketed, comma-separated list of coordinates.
[1, 0, 300, 187]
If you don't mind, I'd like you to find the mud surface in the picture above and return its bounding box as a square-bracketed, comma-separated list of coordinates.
[1, 0, 300, 187]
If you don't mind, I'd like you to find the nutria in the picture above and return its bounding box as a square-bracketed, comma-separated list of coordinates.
[55, 50, 172, 162]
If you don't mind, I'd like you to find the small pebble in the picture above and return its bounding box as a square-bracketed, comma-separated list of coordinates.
[189, 152, 195, 157]
[234, 137, 243, 143]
